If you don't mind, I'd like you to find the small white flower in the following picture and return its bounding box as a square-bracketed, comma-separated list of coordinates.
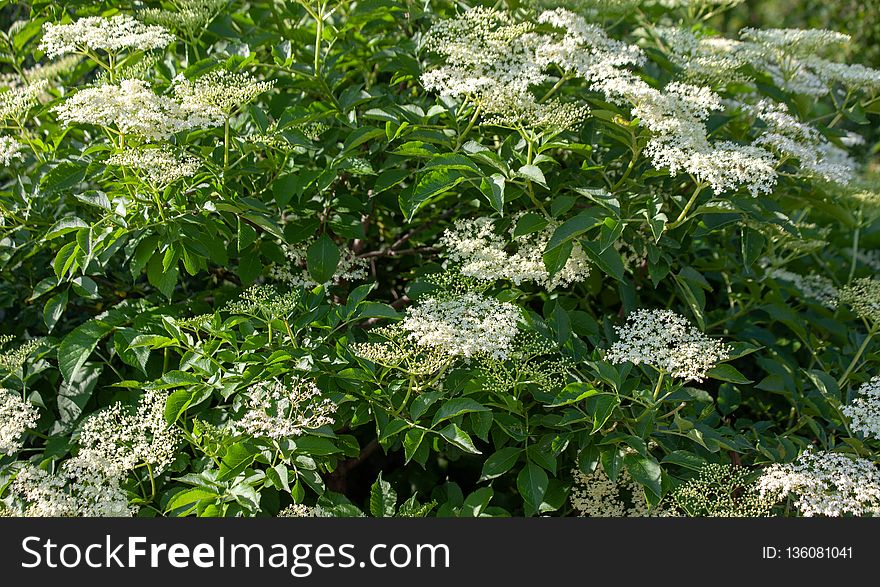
[106, 147, 200, 186]
[843, 376, 880, 440]
[9, 462, 134, 517]
[0, 389, 38, 455]
[39, 15, 173, 58]
[757, 449, 880, 517]
[232, 379, 337, 440]
[0, 136, 25, 166]
[604, 309, 731, 381]
[401, 292, 522, 359]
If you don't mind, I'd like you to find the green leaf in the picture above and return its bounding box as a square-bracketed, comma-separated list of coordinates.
[513, 213, 548, 237]
[147, 253, 179, 301]
[431, 397, 490, 427]
[480, 447, 522, 481]
[542, 240, 572, 276]
[517, 164, 546, 187]
[706, 363, 752, 384]
[42, 289, 68, 333]
[218, 443, 257, 481]
[545, 382, 599, 407]
[403, 428, 426, 463]
[164, 388, 195, 425]
[479, 173, 505, 213]
[58, 311, 126, 382]
[369, 472, 397, 517]
[516, 463, 549, 512]
[624, 453, 662, 499]
[581, 240, 625, 282]
[438, 423, 481, 454]
[166, 488, 218, 515]
[307, 234, 340, 285]
[46, 217, 88, 239]
[401, 168, 468, 221]
[41, 161, 87, 194]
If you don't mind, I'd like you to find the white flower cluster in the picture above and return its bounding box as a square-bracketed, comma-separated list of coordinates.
[756, 449, 880, 517]
[8, 461, 133, 517]
[223, 284, 300, 319]
[655, 28, 751, 86]
[269, 240, 369, 289]
[39, 15, 173, 58]
[0, 80, 48, 121]
[400, 292, 522, 359]
[0, 136, 25, 166]
[350, 323, 454, 377]
[839, 278, 880, 323]
[172, 69, 275, 123]
[278, 503, 326, 517]
[0, 55, 81, 88]
[748, 100, 856, 185]
[421, 7, 612, 131]
[232, 379, 337, 440]
[0, 390, 38, 455]
[842, 376, 880, 440]
[569, 466, 655, 517]
[765, 267, 838, 308]
[54, 79, 221, 141]
[72, 390, 179, 478]
[740, 28, 880, 96]
[604, 309, 731, 381]
[106, 147, 200, 186]
[668, 464, 778, 517]
[141, 0, 227, 38]
[439, 216, 591, 290]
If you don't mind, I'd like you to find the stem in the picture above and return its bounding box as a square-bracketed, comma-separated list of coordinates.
[848, 205, 862, 284]
[837, 325, 877, 388]
[313, 2, 325, 76]
[652, 371, 665, 402]
[454, 102, 482, 150]
[223, 117, 230, 170]
[667, 183, 706, 230]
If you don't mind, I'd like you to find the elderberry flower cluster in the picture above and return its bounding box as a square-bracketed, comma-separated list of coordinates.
[141, 0, 227, 38]
[71, 389, 179, 478]
[0, 390, 38, 455]
[756, 449, 880, 517]
[0, 80, 48, 121]
[223, 284, 300, 319]
[748, 100, 856, 185]
[604, 309, 731, 381]
[0, 336, 42, 371]
[838, 278, 880, 323]
[39, 15, 173, 58]
[0, 136, 25, 165]
[106, 147, 200, 187]
[54, 79, 221, 141]
[172, 69, 275, 124]
[269, 239, 368, 289]
[278, 503, 326, 517]
[232, 379, 337, 440]
[569, 466, 656, 517]
[765, 267, 838, 309]
[400, 292, 522, 360]
[842, 376, 880, 440]
[350, 323, 454, 377]
[439, 216, 591, 290]
[667, 464, 778, 517]
[8, 461, 133, 517]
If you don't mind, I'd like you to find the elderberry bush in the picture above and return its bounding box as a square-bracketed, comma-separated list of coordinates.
[2, 0, 880, 518]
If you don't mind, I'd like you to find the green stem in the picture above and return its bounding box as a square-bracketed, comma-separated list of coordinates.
[848, 205, 862, 284]
[652, 371, 665, 402]
[454, 102, 482, 150]
[667, 183, 706, 230]
[223, 117, 230, 171]
[837, 325, 877, 388]
[313, 2, 325, 76]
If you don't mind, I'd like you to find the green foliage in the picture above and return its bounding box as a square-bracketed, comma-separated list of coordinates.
[2, 0, 880, 518]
